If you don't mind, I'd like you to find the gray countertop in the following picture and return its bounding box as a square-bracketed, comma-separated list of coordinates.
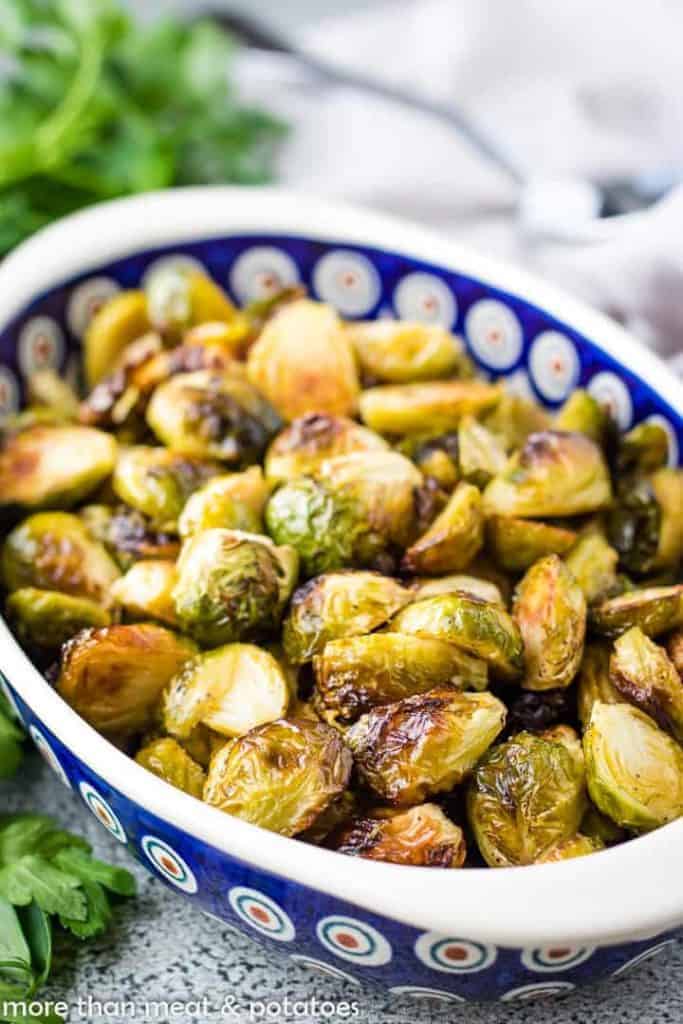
[3, 755, 681, 1024]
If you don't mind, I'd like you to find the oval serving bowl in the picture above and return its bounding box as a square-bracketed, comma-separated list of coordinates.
[0, 188, 681, 1005]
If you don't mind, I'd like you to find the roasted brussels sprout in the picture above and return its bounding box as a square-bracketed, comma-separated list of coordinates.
[203, 718, 353, 836]
[247, 300, 360, 421]
[299, 790, 357, 845]
[391, 593, 524, 680]
[540, 724, 585, 773]
[649, 468, 683, 570]
[402, 482, 484, 575]
[667, 629, 683, 678]
[84, 290, 150, 386]
[590, 585, 683, 639]
[145, 266, 236, 336]
[264, 414, 388, 484]
[580, 804, 626, 846]
[111, 560, 178, 626]
[397, 432, 460, 490]
[607, 476, 661, 576]
[146, 370, 281, 465]
[57, 624, 196, 738]
[577, 643, 622, 729]
[457, 416, 507, 488]
[327, 803, 467, 867]
[135, 737, 206, 798]
[313, 633, 488, 725]
[112, 446, 220, 530]
[583, 702, 683, 830]
[2, 512, 120, 604]
[486, 516, 577, 573]
[564, 523, 620, 604]
[163, 643, 290, 742]
[80, 504, 180, 570]
[346, 688, 506, 805]
[359, 380, 502, 436]
[0, 425, 117, 510]
[482, 392, 551, 452]
[177, 467, 269, 538]
[610, 627, 683, 743]
[346, 321, 468, 384]
[5, 588, 110, 653]
[513, 555, 586, 691]
[27, 369, 80, 422]
[554, 390, 608, 443]
[409, 574, 504, 607]
[172, 529, 297, 646]
[483, 431, 612, 518]
[467, 731, 587, 866]
[535, 834, 604, 863]
[283, 571, 411, 664]
[617, 421, 669, 476]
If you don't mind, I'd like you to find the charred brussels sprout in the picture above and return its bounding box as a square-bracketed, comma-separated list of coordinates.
[554, 390, 608, 443]
[247, 300, 360, 422]
[590, 585, 683, 639]
[264, 414, 388, 484]
[135, 737, 206, 798]
[359, 380, 502, 436]
[84, 290, 150, 386]
[584, 702, 683, 830]
[172, 529, 297, 646]
[111, 560, 178, 626]
[535, 834, 604, 863]
[607, 476, 661, 576]
[177, 467, 269, 538]
[80, 504, 180, 569]
[57, 624, 196, 738]
[577, 643, 622, 729]
[564, 523, 620, 604]
[0, 425, 117, 510]
[482, 392, 551, 452]
[513, 555, 586, 691]
[391, 593, 524, 680]
[483, 431, 612, 518]
[617, 421, 669, 476]
[146, 370, 281, 465]
[2, 512, 120, 604]
[409, 574, 504, 607]
[314, 633, 488, 726]
[486, 516, 577, 573]
[402, 482, 484, 575]
[649, 468, 683, 570]
[203, 718, 353, 836]
[163, 643, 290, 742]
[397, 432, 460, 490]
[6, 588, 110, 653]
[457, 416, 507, 488]
[327, 803, 467, 867]
[610, 627, 683, 743]
[347, 688, 506, 805]
[283, 571, 411, 664]
[346, 321, 468, 384]
[112, 447, 221, 531]
[467, 731, 587, 866]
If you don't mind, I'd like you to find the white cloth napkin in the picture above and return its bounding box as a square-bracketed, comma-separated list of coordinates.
[236, 0, 683, 367]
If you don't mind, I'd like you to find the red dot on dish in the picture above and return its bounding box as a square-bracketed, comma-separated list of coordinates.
[250, 906, 270, 924]
[337, 932, 360, 949]
[342, 272, 357, 287]
[547, 948, 570, 959]
[160, 855, 179, 874]
[444, 946, 468, 962]
[488, 329, 501, 343]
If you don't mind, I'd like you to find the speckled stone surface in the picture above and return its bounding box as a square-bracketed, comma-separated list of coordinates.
[2, 755, 681, 1024]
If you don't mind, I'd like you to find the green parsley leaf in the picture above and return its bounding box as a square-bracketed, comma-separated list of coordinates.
[0, 856, 86, 921]
[52, 847, 136, 897]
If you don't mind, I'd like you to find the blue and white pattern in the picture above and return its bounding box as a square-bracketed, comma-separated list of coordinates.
[0, 228, 681, 1002]
[141, 253, 204, 289]
[29, 726, 71, 789]
[141, 835, 198, 894]
[316, 915, 392, 966]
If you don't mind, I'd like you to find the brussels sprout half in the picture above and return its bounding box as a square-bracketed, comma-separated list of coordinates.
[467, 731, 587, 867]
[486, 516, 577, 574]
[163, 643, 290, 741]
[84, 290, 150, 387]
[112, 446, 221, 531]
[391, 593, 524, 680]
[482, 392, 551, 452]
[457, 416, 507, 488]
[2, 512, 121, 605]
[610, 627, 683, 743]
[402, 482, 484, 575]
[111, 560, 179, 626]
[513, 555, 586, 691]
[409, 574, 504, 607]
[483, 431, 612, 518]
[327, 803, 467, 867]
[313, 632, 488, 726]
[80, 504, 180, 570]
[6, 588, 111, 654]
[649, 468, 683, 570]
[145, 267, 236, 337]
[584, 702, 683, 830]
[590, 585, 683, 639]
[577, 643, 622, 729]
[347, 688, 506, 805]
[177, 467, 270, 538]
[0, 425, 117, 510]
[359, 380, 503, 435]
[535, 834, 604, 863]
[57, 624, 197, 739]
[247, 299, 360, 422]
[135, 737, 206, 798]
[283, 571, 411, 664]
[564, 523, 620, 604]
[264, 414, 388, 484]
[347, 321, 469, 384]
[203, 718, 353, 836]
[554, 390, 608, 443]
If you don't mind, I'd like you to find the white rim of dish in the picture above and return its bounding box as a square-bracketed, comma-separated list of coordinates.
[0, 186, 681, 949]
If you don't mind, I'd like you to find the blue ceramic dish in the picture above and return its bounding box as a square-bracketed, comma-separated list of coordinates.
[0, 189, 680, 1006]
